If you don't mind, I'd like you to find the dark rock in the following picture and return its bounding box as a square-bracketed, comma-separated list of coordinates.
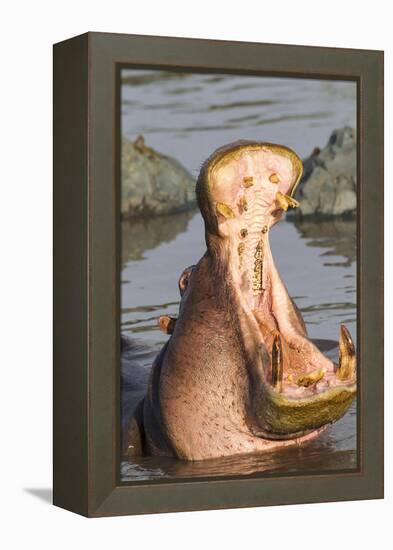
[122, 135, 196, 218]
[290, 127, 356, 218]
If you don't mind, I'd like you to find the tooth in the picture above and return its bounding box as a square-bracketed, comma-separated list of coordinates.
[243, 176, 254, 187]
[216, 202, 235, 218]
[252, 239, 264, 292]
[276, 191, 300, 211]
[275, 191, 289, 211]
[297, 368, 325, 387]
[271, 334, 284, 391]
[287, 196, 300, 208]
[239, 196, 248, 213]
[337, 324, 356, 380]
[158, 315, 177, 335]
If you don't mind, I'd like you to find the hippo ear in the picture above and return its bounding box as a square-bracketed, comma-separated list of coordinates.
[178, 265, 196, 296]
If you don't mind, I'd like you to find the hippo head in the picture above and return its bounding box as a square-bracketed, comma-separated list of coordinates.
[193, 141, 356, 439]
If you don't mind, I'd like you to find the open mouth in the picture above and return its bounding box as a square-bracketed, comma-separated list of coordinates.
[203, 142, 357, 438]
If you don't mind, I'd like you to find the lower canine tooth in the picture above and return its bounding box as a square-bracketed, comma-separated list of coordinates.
[337, 324, 356, 380]
[271, 334, 284, 391]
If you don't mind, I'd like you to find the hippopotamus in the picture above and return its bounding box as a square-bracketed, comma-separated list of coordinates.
[123, 140, 357, 461]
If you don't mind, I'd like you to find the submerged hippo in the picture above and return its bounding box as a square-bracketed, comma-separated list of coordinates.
[123, 141, 357, 461]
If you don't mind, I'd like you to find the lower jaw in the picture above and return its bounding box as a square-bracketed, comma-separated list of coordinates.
[234, 270, 356, 437]
[255, 380, 356, 436]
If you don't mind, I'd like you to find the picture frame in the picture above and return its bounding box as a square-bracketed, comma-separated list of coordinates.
[53, 32, 384, 517]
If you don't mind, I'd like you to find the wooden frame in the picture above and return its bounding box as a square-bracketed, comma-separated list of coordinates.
[53, 32, 384, 517]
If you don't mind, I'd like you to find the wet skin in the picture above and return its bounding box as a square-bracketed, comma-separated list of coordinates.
[123, 141, 357, 461]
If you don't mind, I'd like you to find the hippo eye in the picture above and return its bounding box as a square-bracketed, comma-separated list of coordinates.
[178, 265, 196, 296]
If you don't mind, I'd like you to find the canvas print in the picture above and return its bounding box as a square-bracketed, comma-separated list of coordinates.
[119, 69, 357, 482]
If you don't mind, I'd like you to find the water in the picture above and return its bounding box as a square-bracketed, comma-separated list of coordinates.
[121, 215, 356, 346]
[120, 70, 357, 482]
[121, 70, 356, 176]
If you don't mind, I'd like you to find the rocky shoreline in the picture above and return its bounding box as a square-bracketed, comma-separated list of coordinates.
[290, 126, 357, 219]
[121, 135, 196, 219]
[121, 128, 356, 220]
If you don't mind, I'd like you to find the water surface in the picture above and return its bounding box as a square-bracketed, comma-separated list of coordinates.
[121, 70, 356, 176]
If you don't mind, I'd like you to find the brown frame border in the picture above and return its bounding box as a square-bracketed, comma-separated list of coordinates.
[53, 32, 384, 517]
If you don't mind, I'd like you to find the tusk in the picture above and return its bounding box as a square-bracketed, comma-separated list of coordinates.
[276, 191, 300, 211]
[158, 315, 177, 335]
[216, 202, 235, 219]
[271, 334, 284, 391]
[297, 368, 325, 387]
[337, 324, 356, 380]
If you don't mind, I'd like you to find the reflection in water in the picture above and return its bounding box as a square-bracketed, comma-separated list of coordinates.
[120, 213, 357, 482]
[121, 70, 356, 176]
[121, 430, 356, 481]
[121, 210, 196, 264]
[293, 218, 356, 267]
